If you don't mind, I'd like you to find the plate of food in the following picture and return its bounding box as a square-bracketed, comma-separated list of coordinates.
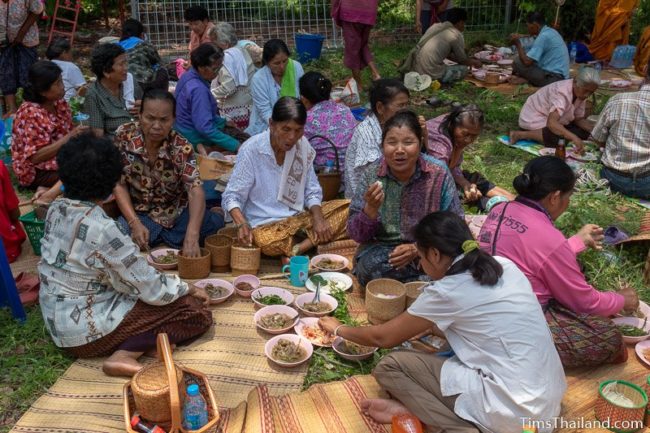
[496, 58, 513, 66]
[147, 248, 179, 270]
[251, 287, 294, 309]
[254, 305, 299, 334]
[612, 317, 650, 344]
[305, 273, 353, 293]
[294, 317, 336, 347]
[311, 254, 350, 272]
[264, 334, 313, 367]
[233, 274, 260, 297]
[294, 292, 338, 317]
[636, 339, 650, 368]
[618, 301, 650, 319]
[194, 278, 234, 304]
[332, 337, 378, 361]
[567, 149, 599, 162]
[474, 50, 503, 62]
[601, 79, 632, 89]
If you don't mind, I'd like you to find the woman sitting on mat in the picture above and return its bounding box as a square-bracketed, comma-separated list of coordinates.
[246, 39, 305, 136]
[300, 71, 357, 178]
[38, 133, 213, 377]
[427, 104, 514, 209]
[347, 111, 462, 286]
[11, 60, 86, 189]
[509, 67, 600, 153]
[344, 78, 410, 198]
[223, 97, 350, 258]
[320, 211, 566, 433]
[478, 156, 637, 368]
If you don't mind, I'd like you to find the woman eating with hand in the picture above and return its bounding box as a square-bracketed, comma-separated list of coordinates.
[320, 211, 566, 433]
[479, 156, 637, 368]
[348, 110, 462, 285]
[427, 104, 514, 208]
[223, 97, 349, 258]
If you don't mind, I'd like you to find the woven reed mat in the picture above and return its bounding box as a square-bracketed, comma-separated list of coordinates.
[464, 76, 537, 96]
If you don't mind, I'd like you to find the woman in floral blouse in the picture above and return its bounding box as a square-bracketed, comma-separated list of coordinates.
[39, 133, 213, 377]
[300, 71, 357, 182]
[11, 60, 85, 188]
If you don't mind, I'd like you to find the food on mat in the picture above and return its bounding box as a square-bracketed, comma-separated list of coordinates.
[317, 258, 345, 270]
[643, 348, 650, 362]
[338, 340, 375, 355]
[620, 308, 645, 318]
[617, 324, 647, 336]
[204, 283, 229, 299]
[254, 294, 287, 305]
[154, 250, 178, 264]
[259, 313, 294, 329]
[301, 324, 335, 345]
[309, 274, 347, 291]
[236, 282, 254, 291]
[271, 339, 306, 363]
[601, 382, 637, 408]
[301, 301, 332, 313]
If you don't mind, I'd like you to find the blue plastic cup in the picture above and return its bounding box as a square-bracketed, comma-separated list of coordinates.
[281, 255, 310, 287]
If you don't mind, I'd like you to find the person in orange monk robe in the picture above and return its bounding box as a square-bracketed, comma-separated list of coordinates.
[589, 0, 639, 61]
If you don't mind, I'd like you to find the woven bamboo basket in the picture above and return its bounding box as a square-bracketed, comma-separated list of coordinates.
[124, 333, 220, 433]
[205, 234, 232, 272]
[595, 380, 647, 432]
[217, 226, 239, 240]
[178, 248, 211, 279]
[231, 244, 261, 276]
[130, 357, 183, 423]
[405, 281, 427, 307]
[309, 134, 342, 201]
[316, 239, 359, 262]
[365, 278, 406, 324]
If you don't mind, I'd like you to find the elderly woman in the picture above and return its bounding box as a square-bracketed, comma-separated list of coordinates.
[300, 71, 357, 174]
[175, 43, 247, 154]
[114, 89, 224, 257]
[223, 97, 349, 258]
[510, 67, 600, 153]
[119, 18, 168, 94]
[348, 111, 462, 285]
[209, 22, 257, 130]
[427, 104, 515, 208]
[321, 212, 566, 433]
[83, 43, 135, 139]
[246, 39, 305, 136]
[38, 133, 213, 377]
[11, 61, 85, 189]
[344, 78, 410, 198]
[479, 156, 638, 368]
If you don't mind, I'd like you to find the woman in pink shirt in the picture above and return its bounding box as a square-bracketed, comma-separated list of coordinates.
[509, 67, 600, 153]
[478, 156, 638, 368]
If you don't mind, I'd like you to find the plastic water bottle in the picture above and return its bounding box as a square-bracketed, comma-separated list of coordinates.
[182, 384, 209, 430]
[569, 42, 577, 65]
[323, 159, 335, 174]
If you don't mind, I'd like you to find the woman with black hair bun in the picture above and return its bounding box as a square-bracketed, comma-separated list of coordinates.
[320, 211, 566, 433]
[11, 60, 87, 189]
[300, 71, 357, 180]
[426, 104, 515, 209]
[479, 156, 638, 368]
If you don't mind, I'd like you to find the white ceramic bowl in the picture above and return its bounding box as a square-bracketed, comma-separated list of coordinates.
[194, 278, 234, 305]
[233, 274, 260, 297]
[264, 334, 313, 367]
[254, 305, 300, 334]
[332, 336, 378, 361]
[294, 292, 338, 317]
[294, 317, 336, 347]
[612, 317, 650, 344]
[147, 248, 179, 270]
[310, 254, 350, 272]
[251, 287, 294, 309]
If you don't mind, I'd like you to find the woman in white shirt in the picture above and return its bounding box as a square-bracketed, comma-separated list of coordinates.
[320, 211, 566, 433]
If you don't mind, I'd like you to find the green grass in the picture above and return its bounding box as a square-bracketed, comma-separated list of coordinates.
[2, 41, 649, 429]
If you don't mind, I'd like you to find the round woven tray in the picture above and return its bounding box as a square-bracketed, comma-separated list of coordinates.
[205, 234, 233, 271]
[178, 248, 211, 279]
[217, 226, 239, 240]
[132, 362, 183, 423]
[404, 281, 427, 307]
[365, 278, 406, 324]
[231, 244, 261, 276]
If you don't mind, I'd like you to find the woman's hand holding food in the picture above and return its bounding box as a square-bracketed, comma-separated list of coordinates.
[389, 243, 418, 269]
[363, 181, 385, 220]
[189, 284, 210, 307]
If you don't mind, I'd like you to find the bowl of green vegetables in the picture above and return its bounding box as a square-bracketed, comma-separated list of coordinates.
[613, 317, 650, 344]
[251, 287, 294, 309]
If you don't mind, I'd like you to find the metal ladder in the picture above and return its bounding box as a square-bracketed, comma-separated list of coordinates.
[47, 0, 82, 44]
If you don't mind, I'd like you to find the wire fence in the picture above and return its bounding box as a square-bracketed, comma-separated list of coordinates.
[133, 0, 512, 59]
